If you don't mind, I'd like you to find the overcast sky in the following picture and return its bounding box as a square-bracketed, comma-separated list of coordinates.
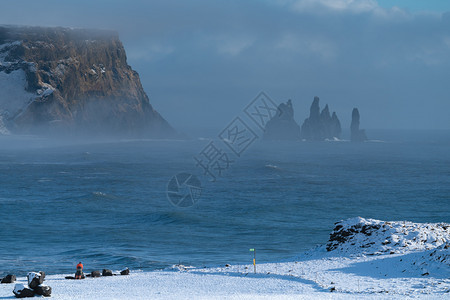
[1, 0, 450, 133]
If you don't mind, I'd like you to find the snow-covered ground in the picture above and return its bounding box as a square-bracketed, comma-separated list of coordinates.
[1, 217, 448, 299]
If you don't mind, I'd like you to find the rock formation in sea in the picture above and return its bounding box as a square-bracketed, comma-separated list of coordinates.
[300, 96, 341, 141]
[0, 25, 175, 137]
[350, 108, 367, 142]
[263, 99, 301, 140]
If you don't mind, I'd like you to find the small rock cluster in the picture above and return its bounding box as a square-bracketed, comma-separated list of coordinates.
[13, 271, 51, 298]
[86, 268, 129, 278]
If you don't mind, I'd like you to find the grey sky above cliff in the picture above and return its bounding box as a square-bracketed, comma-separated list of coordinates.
[1, 0, 450, 133]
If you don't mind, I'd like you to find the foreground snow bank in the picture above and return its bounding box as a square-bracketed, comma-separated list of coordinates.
[0, 217, 448, 299]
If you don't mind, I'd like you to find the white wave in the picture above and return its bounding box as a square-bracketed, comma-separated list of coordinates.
[324, 137, 348, 142]
[265, 164, 281, 170]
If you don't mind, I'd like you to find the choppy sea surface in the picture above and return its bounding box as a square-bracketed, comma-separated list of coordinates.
[0, 130, 449, 275]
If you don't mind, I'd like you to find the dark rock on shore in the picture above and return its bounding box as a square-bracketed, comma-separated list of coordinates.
[91, 270, 101, 277]
[0, 25, 175, 138]
[300, 97, 341, 141]
[27, 272, 43, 289]
[102, 269, 113, 276]
[1, 274, 16, 283]
[34, 285, 52, 297]
[38, 271, 45, 280]
[263, 100, 301, 140]
[120, 268, 130, 275]
[350, 108, 367, 142]
[13, 284, 35, 298]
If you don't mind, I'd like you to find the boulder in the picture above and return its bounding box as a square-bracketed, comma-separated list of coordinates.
[102, 269, 113, 276]
[34, 285, 52, 297]
[1, 274, 16, 284]
[27, 272, 44, 289]
[91, 270, 101, 277]
[120, 268, 130, 275]
[13, 284, 35, 298]
[38, 271, 45, 281]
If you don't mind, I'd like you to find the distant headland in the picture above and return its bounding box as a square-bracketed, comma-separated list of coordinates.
[0, 25, 175, 138]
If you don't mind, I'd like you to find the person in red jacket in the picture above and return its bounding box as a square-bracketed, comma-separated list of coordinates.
[75, 262, 84, 279]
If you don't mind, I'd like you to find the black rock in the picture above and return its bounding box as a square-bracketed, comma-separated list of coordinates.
[34, 285, 52, 297]
[350, 108, 367, 142]
[91, 270, 101, 277]
[27, 272, 44, 289]
[301, 97, 341, 141]
[263, 99, 301, 140]
[1, 274, 16, 284]
[13, 284, 35, 298]
[102, 269, 113, 276]
[120, 268, 130, 275]
[39, 271, 45, 281]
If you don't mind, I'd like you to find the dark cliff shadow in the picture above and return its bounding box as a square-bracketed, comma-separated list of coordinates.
[328, 251, 448, 280]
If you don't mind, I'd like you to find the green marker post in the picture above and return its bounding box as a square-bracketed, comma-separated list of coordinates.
[249, 248, 256, 273]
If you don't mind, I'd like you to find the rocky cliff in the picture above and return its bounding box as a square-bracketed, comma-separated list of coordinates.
[0, 25, 175, 137]
[263, 99, 301, 140]
[350, 108, 367, 142]
[300, 97, 341, 141]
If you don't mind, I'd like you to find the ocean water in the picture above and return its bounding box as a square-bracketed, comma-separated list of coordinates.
[0, 130, 449, 276]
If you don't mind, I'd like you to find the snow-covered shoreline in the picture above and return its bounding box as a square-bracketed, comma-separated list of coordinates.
[1, 217, 448, 299]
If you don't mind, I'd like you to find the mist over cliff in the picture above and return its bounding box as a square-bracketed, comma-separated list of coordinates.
[0, 25, 175, 138]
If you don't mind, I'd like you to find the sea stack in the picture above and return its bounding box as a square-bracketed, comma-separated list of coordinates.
[350, 108, 367, 142]
[263, 99, 301, 140]
[0, 25, 175, 137]
[300, 96, 341, 141]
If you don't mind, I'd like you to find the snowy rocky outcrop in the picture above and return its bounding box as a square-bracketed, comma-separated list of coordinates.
[263, 99, 301, 140]
[0, 25, 175, 137]
[327, 217, 449, 256]
[300, 96, 341, 141]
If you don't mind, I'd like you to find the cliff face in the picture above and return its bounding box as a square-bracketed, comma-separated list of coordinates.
[263, 99, 301, 140]
[300, 97, 341, 141]
[0, 26, 175, 137]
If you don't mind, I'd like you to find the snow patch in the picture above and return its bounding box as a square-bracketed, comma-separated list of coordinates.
[13, 283, 25, 294]
[0, 69, 35, 118]
[0, 41, 21, 65]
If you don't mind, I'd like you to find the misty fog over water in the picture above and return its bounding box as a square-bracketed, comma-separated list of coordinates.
[0, 130, 448, 274]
